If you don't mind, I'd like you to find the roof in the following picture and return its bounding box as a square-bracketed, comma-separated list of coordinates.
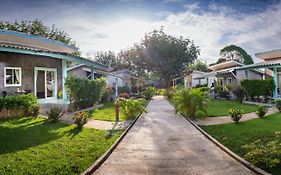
[112, 69, 134, 75]
[208, 60, 244, 71]
[193, 72, 217, 79]
[67, 64, 109, 72]
[0, 29, 77, 54]
[0, 44, 108, 70]
[236, 61, 281, 70]
[256, 49, 281, 60]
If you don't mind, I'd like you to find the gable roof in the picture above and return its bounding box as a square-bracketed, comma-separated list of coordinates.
[208, 60, 244, 71]
[255, 49, 281, 60]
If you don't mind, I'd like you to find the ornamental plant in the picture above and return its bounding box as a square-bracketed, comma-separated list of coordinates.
[117, 98, 147, 120]
[73, 111, 88, 129]
[47, 107, 64, 123]
[174, 88, 209, 119]
[142, 87, 156, 100]
[275, 99, 281, 112]
[256, 106, 268, 118]
[229, 108, 243, 123]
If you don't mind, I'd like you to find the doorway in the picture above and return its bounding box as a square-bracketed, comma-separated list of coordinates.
[34, 67, 57, 99]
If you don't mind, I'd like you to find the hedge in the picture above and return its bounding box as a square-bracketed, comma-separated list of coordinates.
[65, 76, 107, 110]
[0, 94, 39, 118]
[241, 79, 274, 98]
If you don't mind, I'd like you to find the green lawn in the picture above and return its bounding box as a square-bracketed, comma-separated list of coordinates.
[89, 101, 126, 121]
[200, 99, 257, 117]
[0, 117, 122, 175]
[201, 113, 281, 174]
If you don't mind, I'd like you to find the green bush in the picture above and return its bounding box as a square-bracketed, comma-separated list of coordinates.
[101, 87, 113, 103]
[47, 107, 64, 123]
[229, 108, 243, 123]
[225, 84, 233, 92]
[214, 85, 222, 93]
[218, 90, 230, 99]
[165, 87, 177, 100]
[65, 76, 107, 110]
[194, 84, 207, 88]
[256, 106, 268, 118]
[241, 79, 274, 98]
[156, 89, 166, 96]
[0, 94, 39, 117]
[174, 88, 209, 119]
[118, 85, 130, 93]
[73, 111, 88, 129]
[142, 87, 156, 100]
[275, 99, 281, 111]
[117, 98, 147, 120]
[232, 86, 245, 103]
[243, 132, 281, 169]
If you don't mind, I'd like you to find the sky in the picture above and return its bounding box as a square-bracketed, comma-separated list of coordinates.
[0, 0, 280, 63]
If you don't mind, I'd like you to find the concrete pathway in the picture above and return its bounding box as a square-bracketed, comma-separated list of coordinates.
[194, 107, 279, 126]
[94, 96, 255, 175]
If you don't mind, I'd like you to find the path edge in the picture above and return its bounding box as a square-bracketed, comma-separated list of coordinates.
[167, 99, 270, 175]
[81, 100, 151, 175]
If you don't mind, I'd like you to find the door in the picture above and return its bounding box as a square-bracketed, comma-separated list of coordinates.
[34, 67, 57, 99]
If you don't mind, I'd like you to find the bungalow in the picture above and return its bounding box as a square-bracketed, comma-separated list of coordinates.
[237, 49, 281, 98]
[67, 64, 109, 80]
[184, 70, 209, 88]
[0, 30, 107, 106]
[193, 60, 265, 89]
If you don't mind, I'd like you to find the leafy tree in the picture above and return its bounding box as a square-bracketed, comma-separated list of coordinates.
[94, 51, 118, 68]
[188, 59, 208, 72]
[0, 19, 77, 47]
[220, 45, 253, 65]
[129, 29, 199, 87]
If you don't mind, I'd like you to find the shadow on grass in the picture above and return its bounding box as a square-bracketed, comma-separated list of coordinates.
[66, 127, 82, 138]
[0, 118, 67, 155]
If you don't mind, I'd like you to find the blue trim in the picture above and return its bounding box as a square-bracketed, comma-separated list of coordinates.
[273, 66, 278, 99]
[62, 60, 68, 101]
[0, 46, 108, 70]
[0, 29, 78, 51]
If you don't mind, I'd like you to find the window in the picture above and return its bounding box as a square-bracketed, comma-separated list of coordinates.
[227, 77, 232, 84]
[4, 67, 22, 87]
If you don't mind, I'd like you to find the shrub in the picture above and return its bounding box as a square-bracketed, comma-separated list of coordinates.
[275, 99, 281, 112]
[225, 84, 233, 92]
[218, 90, 230, 99]
[165, 87, 177, 100]
[47, 107, 64, 123]
[229, 108, 243, 123]
[241, 79, 274, 99]
[65, 76, 107, 110]
[117, 98, 147, 120]
[73, 111, 88, 129]
[243, 132, 281, 169]
[232, 86, 245, 103]
[214, 85, 222, 93]
[119, 92, 130, 99]
[118, 85, 130, 93]
[256, 106, 268, 118]
[101, 87, 113, 103]
[156, 89, 166, 96]
[174, 88, 209, 119]
[194, 84, 207, 88]
[142, 87, 156, 100]
[25, 104, 41, 117]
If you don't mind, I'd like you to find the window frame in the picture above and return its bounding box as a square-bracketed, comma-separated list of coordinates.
[4, 67, 22, 87]
[227, 77, 232, 84]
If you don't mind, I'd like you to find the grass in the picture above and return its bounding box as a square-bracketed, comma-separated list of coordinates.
[201, 112, 281, 174]
[0, 117, 122, 175]
[89, 101, 126, 121]
[198, 99, 258, 117]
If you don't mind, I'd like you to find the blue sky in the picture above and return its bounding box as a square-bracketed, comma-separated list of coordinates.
[0, 0, 280, 63]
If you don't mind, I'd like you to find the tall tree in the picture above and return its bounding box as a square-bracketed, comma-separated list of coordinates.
[220, 45, 253, 65]
[94, 51, 119, 69]
[139, 29, 200, 87]
[188, 59, 208, 72]
[0, 19, 77, 47]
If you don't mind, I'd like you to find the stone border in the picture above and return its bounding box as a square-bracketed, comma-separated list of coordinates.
[168, 100, 270, 175]
[81, 100, 151, 175]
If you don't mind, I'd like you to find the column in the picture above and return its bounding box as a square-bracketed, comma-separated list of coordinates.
[115, 77, 118, 97]
[90, 67, 95, 80]
[273, 66, 278, 99]
[62, 59, 67, 101]
[244, 70, 248, 79]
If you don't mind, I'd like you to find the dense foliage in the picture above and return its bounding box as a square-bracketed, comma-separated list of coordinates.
[220, 45, 254, 65]
[188, 60, 208, 72]
[174, 88, 209, 119]
[0, 19, 77, 47]
[256, 106, 268, 118]
[0, 94, 39, 117]
[232, 86, 245, 103]
[241, 79, 274, 98]
[229, 108, 243, 123]
[142, 87, 156, 100]
[116, 98, 147, 120]
[275, 99, 281, 111]
[73, 111, 88, 129]
[65, 76, 107, 110]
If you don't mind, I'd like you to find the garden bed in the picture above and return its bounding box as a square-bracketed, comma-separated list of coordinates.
[0, 117, 122, 175]
[201, 113, 281, 174]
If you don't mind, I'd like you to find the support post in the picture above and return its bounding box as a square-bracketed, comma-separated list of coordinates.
[115, 77, 118, 98]
[62, 59, 67, 101]
[273, 66, 278, 99]
[90, 67, 95, 80]
[245, 70, 248, 79]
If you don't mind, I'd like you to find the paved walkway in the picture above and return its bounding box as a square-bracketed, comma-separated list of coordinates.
[194, 107, 279, 126]
[94, 96, 255, 175]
